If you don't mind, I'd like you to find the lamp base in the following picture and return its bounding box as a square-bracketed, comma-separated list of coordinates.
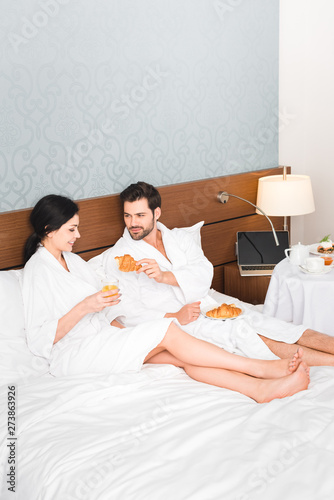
[217, 191, 229, 204]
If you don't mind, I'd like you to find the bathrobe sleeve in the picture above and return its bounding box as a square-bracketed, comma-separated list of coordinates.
[22, 265, 59, 362]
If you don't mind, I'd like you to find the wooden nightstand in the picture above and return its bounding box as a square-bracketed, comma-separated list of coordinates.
[223, 262, 271, 305]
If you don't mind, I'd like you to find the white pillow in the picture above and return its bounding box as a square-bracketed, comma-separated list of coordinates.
[0, 269, 49, 383]
[172, 221, 204, 248]
[0, 270, 25, 338]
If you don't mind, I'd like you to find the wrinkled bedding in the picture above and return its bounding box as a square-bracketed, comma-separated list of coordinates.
[1, 270, 334, 500]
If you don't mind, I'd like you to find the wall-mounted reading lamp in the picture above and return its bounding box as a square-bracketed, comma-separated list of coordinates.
[217, 191, 280, 246]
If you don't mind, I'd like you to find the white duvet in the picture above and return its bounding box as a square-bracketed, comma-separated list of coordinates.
[1, 363, 334, 500]
[1, 270, 334, 500]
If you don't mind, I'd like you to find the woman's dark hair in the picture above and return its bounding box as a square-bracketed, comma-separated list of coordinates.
[24, 194, 79, 264]
[120, 182, 161, 213]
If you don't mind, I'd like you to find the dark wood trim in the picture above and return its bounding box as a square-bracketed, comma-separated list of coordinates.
[0, 167, 290, 284]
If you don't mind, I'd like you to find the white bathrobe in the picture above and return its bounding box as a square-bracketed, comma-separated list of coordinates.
[22, 246, 173, 377]
[89, 223, 307, 360]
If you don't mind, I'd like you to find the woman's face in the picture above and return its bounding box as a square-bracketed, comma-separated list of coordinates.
[44, 214, 80, 254]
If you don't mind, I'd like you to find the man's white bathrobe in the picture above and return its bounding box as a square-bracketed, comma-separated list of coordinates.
[89, 223, 306, 360]
[22, 246, 173, 377]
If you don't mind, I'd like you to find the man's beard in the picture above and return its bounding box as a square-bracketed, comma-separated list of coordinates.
[129, 219, 155, 240]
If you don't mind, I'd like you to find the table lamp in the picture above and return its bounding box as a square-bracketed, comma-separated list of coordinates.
[256, 167, 315, 231]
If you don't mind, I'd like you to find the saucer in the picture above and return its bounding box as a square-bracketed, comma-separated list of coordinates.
[299, 264, 334, 275]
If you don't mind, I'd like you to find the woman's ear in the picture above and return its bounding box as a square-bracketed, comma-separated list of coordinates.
[45, 229, 54, 239]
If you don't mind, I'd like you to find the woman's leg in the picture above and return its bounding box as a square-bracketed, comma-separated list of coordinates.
[146, 322, 304, 379]
[146, 350, 310, 403]
[183, 363, 310, 403]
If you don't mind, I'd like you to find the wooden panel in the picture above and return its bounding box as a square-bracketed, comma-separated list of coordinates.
[201, 215, 285, 267]
[75, 195, 124, 252]
[223, 262, 271, 305]
[158, 166, 289, 228]
[212, 265, 224, 293]
[77, 247, 111, 262]
[0, 209, 32, 270]
[0, 167, 289, 270]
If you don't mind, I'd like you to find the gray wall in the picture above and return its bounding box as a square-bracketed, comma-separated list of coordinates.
[0, 0, 279, 211]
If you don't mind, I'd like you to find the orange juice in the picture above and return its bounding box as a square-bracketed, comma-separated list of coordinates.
[321, 256, 333, 266]
[101, 278, 119, 298]
[102, 284, 118, 297]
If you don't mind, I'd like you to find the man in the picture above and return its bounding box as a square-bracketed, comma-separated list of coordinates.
[89, 182, 334, 365]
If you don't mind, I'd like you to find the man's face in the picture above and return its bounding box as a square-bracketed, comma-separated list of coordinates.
[123, 198, 160, 240]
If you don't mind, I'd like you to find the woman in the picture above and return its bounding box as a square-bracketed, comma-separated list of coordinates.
[22, 194, 310, 403]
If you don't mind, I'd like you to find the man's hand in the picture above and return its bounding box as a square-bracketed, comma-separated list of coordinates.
[165, 302, 201, 325]
[136, 258, 178, 286]
[110, 319, 125, 329]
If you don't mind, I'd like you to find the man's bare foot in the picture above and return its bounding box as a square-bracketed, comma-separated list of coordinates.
[256, 362, 310, 403]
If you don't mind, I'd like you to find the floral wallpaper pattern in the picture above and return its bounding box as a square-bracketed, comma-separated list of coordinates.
[0, 0, 278, 211]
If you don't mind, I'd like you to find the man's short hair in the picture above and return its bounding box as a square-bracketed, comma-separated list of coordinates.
[120, 182, 161, 212]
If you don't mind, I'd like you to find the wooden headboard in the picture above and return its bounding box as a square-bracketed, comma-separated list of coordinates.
[0, 167, 288, 292]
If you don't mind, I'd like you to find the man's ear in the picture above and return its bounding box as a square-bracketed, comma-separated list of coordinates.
[155, 207, 161, 221]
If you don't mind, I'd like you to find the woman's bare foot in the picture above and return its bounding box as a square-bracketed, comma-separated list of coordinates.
[256, 362, 310, 403]
[288, 347, 304, 373]
[257, 347, 304, 379]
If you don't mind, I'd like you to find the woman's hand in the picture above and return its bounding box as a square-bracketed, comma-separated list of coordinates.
[83, 290, 121, 313]
[54, 290, 121, 344]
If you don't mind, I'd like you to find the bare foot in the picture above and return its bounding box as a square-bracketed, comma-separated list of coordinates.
[257, 348, 304, 379]
[288, 347, 304, 373]
[257, 362, 310, 403]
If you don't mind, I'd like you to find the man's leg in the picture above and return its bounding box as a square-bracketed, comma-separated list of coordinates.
[258, 334, 334, 366]
[296, 329, 334, 355]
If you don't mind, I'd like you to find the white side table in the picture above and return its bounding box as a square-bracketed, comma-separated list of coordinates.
[263, 258, 334, 336]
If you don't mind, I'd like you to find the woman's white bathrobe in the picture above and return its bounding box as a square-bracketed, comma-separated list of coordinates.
[22, 246, 173, 377]
[89, 223, 307, 360]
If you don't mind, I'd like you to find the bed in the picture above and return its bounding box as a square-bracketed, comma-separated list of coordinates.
[1, 168, 334, 500]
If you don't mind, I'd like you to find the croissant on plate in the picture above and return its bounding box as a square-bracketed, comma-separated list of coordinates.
[206, 303, 242, 319]
[115, 254, 142, 272]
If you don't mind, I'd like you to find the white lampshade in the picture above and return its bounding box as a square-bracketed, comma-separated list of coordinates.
[256, 174, 315, 216]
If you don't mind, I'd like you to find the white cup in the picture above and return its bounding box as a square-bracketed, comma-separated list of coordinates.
[305, 257, 324, 273]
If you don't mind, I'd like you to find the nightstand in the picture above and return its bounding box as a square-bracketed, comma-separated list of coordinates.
[223, 262, 271, 305]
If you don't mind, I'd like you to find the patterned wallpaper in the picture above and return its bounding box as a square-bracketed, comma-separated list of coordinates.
[0, 0, 279, 212]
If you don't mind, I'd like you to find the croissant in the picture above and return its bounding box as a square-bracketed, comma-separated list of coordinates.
[115, 254, 142, 272]
[206, 303, 242, 319]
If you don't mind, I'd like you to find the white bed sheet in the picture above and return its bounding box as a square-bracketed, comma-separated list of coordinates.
[1, 363, 334, 500]
[1, 270, 334, 500]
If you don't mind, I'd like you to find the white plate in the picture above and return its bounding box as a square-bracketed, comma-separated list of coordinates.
[201, 303, 243, 321]
[299, 264, 334, 275]
[309, 243, 334, 256]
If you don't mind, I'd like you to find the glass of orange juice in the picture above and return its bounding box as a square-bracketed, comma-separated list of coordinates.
[101, 278, 119, 297]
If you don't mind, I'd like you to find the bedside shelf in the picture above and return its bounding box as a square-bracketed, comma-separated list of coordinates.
[223, 262, 271, 305]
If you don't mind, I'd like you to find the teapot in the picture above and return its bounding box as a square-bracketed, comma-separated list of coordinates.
[284, 242, 309, 266]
